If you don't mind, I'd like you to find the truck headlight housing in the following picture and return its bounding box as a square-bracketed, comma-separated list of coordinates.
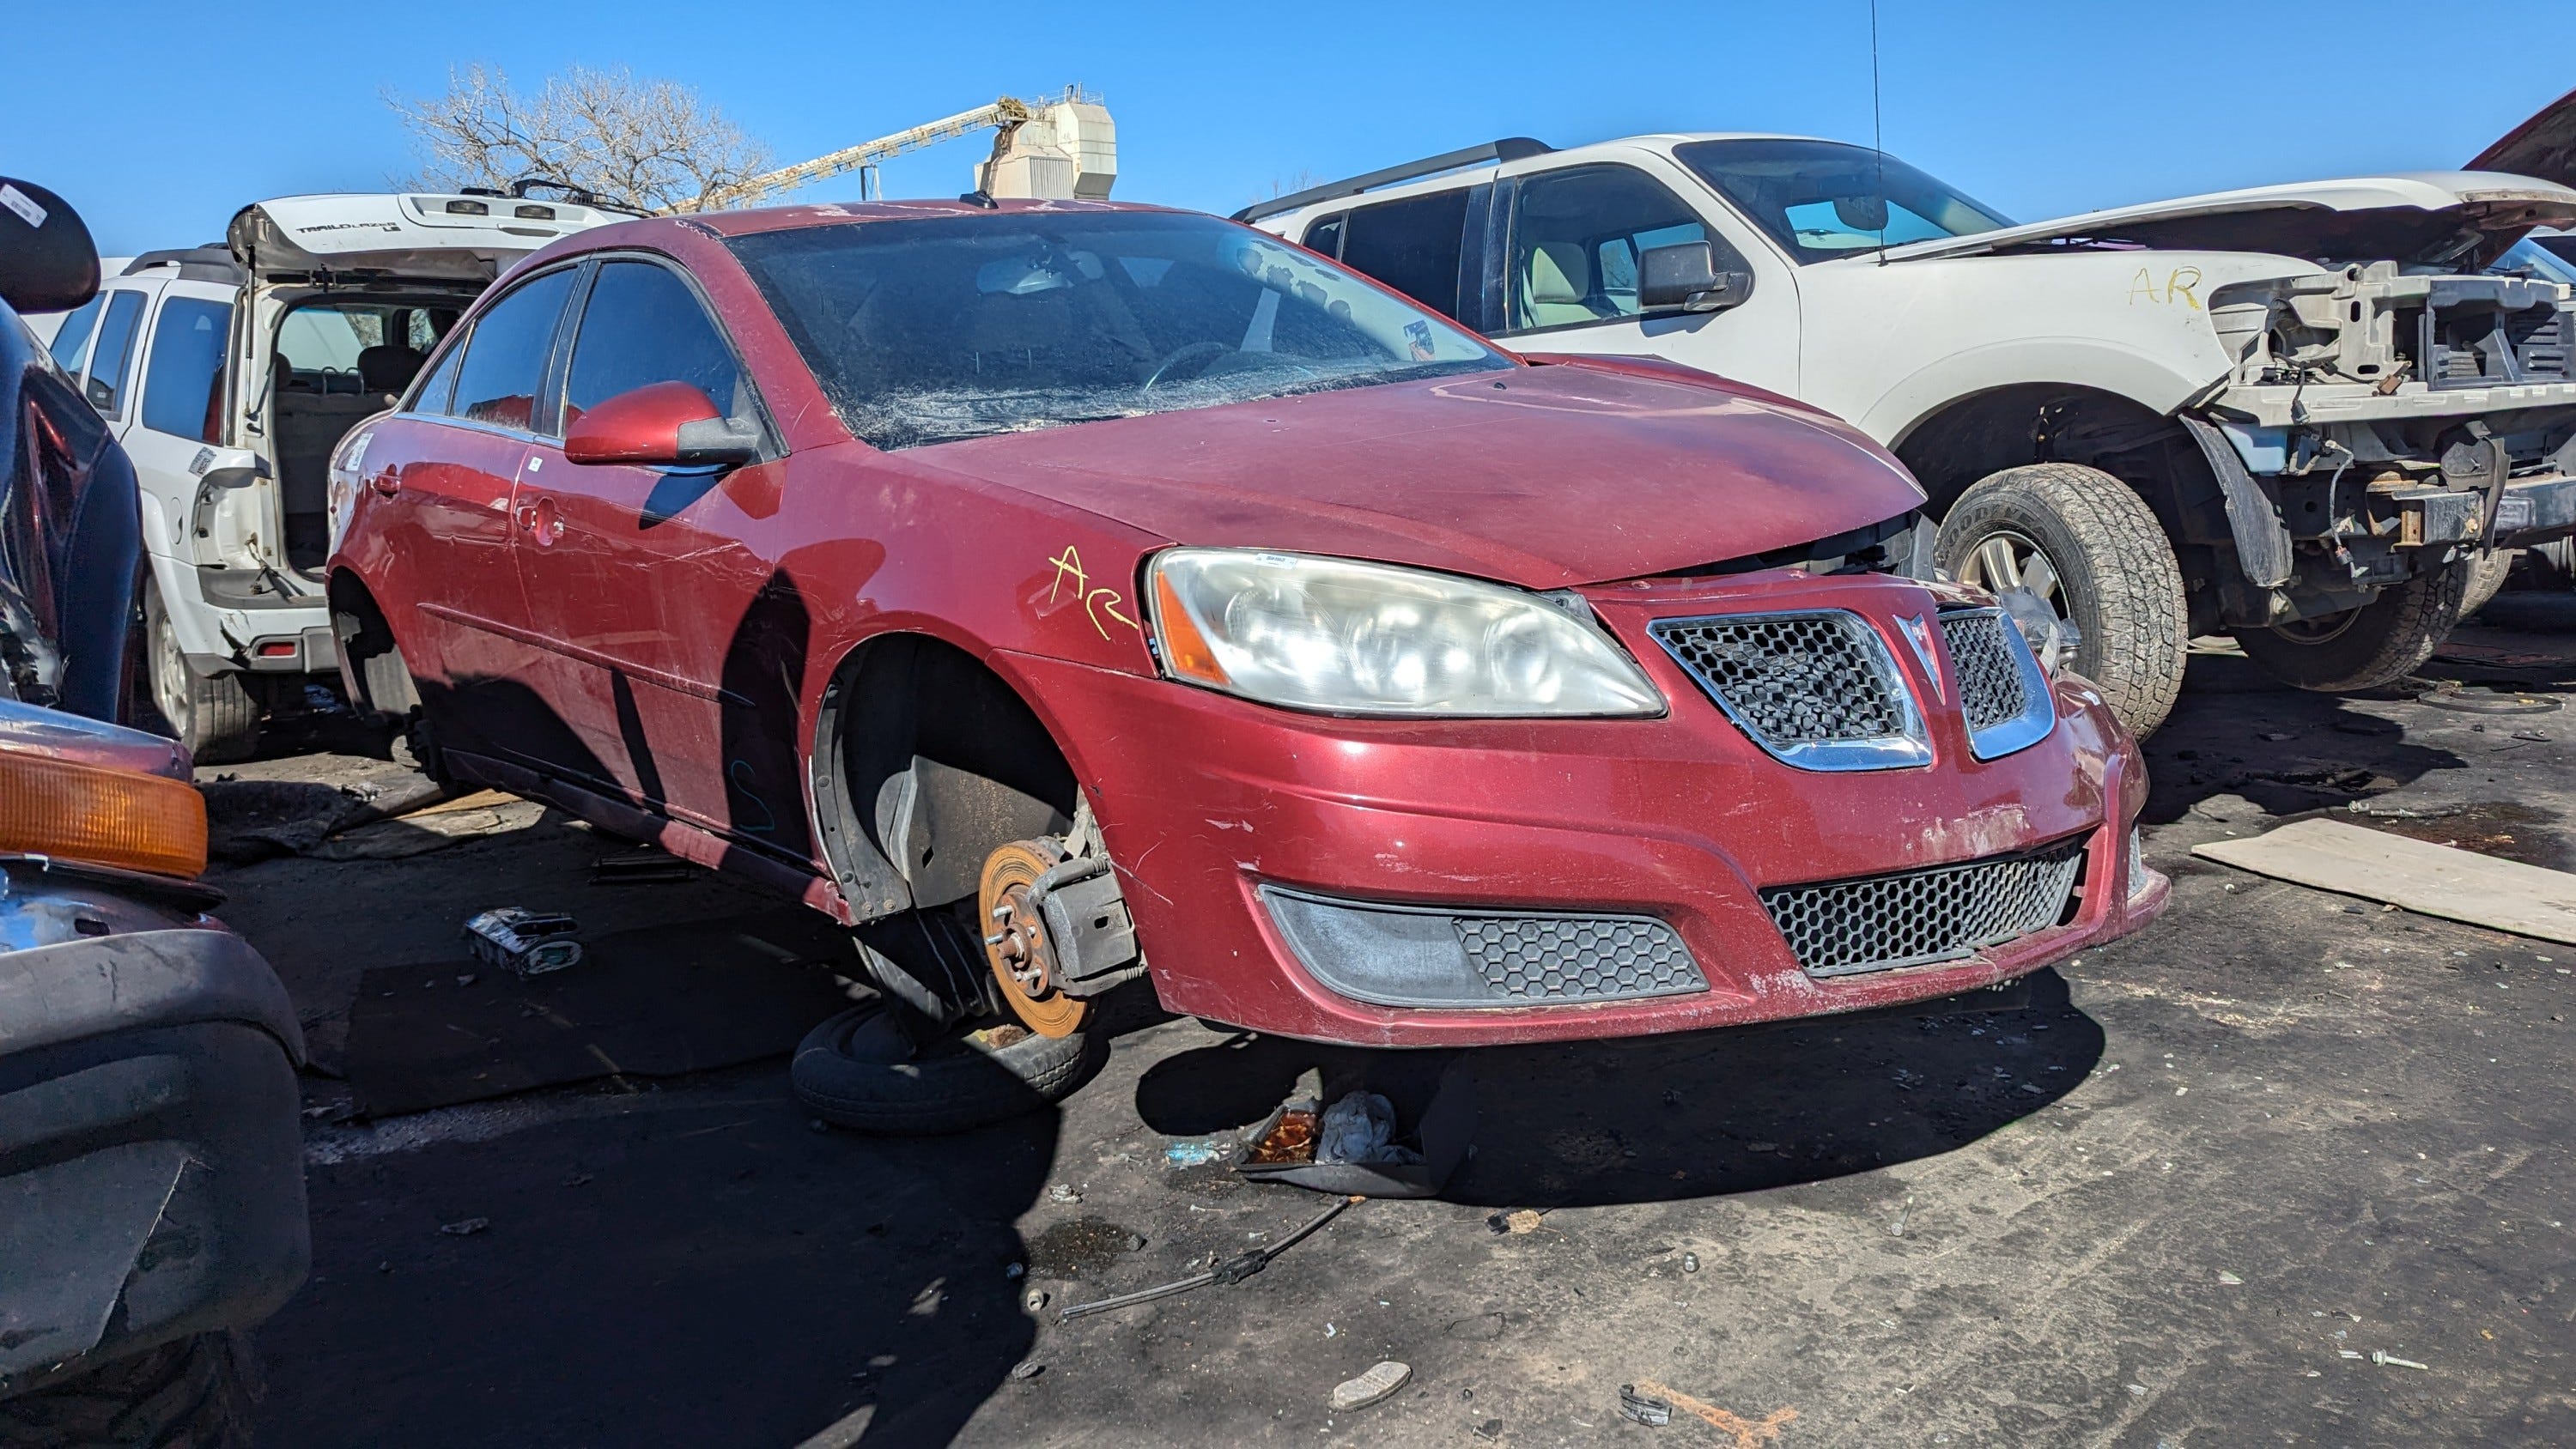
[1146, 549, 1664, 718]
[0, 750, 209, 878]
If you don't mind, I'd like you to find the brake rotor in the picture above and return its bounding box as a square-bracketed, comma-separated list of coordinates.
[979, 838, 1090, 1038]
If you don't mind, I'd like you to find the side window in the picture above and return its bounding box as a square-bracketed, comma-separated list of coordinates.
[139, 297, 233, 442]
[409, 336, 466, 415]
[563, 261, 750, 427]
[447, 268, 578, 433]
[46, 294, 104, 377]
[1336, 191, 1469, 320]
[82, 289, 148, 415]
[1301, 213, 1347, 259]
[1505, 165, 1735, 333]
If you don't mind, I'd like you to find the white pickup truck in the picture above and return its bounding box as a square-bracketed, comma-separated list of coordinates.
[1248, 98, 2576, 736]
[44, 186, 621, 758]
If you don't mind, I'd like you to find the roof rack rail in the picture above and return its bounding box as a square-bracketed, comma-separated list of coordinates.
[124, 246, 244, 285]
[1232, 137, 1552, 226]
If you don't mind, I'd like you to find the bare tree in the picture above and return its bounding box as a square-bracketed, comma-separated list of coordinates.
[388, 64, 773, 214]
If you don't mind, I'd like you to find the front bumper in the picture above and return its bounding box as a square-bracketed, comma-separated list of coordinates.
[1008, 572, 2167, 1049]
[0, 869, 309, 1397]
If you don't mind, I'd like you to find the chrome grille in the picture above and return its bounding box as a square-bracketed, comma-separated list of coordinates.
[1939, 610, 2027, 733]
[1649, 611, 1928, 770]
[1455, 915, 1704, 1001]
[1761, 837, 2087, 978]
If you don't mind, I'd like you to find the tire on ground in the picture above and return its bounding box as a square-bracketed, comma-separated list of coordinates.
[791, 999, 1104, 1135]
[1935, 462, 2189, 738]
[0, 1331, 259, 1449]
[2233, 556, 2470, 693]
[137, 576, 261, 763]
[2457, 548, 2516, 621]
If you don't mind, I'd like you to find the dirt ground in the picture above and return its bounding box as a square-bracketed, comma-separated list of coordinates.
[207, 600, 2576, 1448]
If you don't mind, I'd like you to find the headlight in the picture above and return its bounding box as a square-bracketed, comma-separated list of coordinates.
[1147, 549, 1664, 717]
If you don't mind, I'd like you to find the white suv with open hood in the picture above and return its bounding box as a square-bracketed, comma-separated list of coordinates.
[1249, 110, 2576, 737]
[45, 187, 621, 759]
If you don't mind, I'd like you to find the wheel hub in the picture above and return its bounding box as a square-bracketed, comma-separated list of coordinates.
[978, 838, 1089, 1038]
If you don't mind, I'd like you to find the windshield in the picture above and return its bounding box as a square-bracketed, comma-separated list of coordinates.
[2494, 231, 2576, 287]
[1674, 139, 2014, 264]
[728, 209, 1509, 450]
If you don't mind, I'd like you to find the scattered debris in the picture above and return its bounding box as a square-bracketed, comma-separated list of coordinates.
[1024, 1289, 1048, 1313]
[1317, 1091, 1422, 1166]
[1009, 1360, 1045, 1381]
[1682, 1252, 1700, 1274]
[463, 909, 585, 976]
[2194, 818, 2576, 944]
[2217, 1271, 2243, 1285]
[2371, 1351, 2429, 1371]
[1628, 1380, 1799, 1446]
[1048, 1182, 1084, 1204]
[1329, 1361, 1411, 1411]
[1487, 1209, 1546, 1235]
[1163, 1137, 1226, 1167]
[1058, 1195, 1364, 1321]
[1620, 1385, 1674, 1426]
[439, 1217, 489, 1236]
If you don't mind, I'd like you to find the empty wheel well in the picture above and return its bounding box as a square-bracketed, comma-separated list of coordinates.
[811, 634, 1079, 923]
[326, 570, 417, 718]
[1893, 385, 2208, 528]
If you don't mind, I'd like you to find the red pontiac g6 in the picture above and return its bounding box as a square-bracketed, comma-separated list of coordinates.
[325, 200, 2166, 1128]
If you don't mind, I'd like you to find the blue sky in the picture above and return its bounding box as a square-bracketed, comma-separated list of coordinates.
[15, 0, 2570, 255]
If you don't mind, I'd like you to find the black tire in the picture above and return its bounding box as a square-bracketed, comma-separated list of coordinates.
[2234, 557, 2470, 692]
[0, 1332, 258, 1449]
[1935, 463, 2189, 738]
[137, 576, 262, 764]
[792, 1000, 1103, 1135]
[2458, 549, 2516, 621]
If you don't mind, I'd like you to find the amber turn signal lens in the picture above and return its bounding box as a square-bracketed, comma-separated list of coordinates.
[0, 750, 209, 879]
[1151, 570, 1230, 686]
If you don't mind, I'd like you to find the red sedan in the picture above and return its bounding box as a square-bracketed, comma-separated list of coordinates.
[325, 199, 2165, 1129]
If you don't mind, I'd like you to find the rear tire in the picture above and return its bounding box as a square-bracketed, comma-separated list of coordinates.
[1935, 463, 2188, 738]
[0, 1331, 259, 1449]
[138, 576, 262, 764]
[2458, 549, 2516, 621]
[2233, 558, 2470, 692]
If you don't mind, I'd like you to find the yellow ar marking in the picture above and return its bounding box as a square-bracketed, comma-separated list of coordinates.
[2126, 265, 2203, 309]
[1044, 545, 1141, 640]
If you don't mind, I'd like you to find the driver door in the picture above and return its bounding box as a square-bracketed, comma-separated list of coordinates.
[512, 255, 782, 840]
[1490, 161, 1801, 393]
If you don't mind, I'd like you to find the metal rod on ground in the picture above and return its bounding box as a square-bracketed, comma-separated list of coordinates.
[1058, 1195, 1364, 1323]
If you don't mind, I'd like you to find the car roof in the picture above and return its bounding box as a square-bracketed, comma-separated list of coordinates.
[644, 196, 1176, 239]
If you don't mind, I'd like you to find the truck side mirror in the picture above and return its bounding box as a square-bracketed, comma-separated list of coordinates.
[1637, 242, 1753, 315]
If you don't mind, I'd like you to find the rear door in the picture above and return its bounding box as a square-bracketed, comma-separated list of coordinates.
[510, 255, 782, 834]
[116, 283, 234, 572]
[348, 264, 581, 762]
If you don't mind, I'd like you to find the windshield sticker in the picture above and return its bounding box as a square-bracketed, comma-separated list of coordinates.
[1045, 545, 1142, 640]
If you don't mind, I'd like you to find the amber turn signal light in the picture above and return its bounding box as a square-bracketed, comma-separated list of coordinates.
[0, 749, 209, 879]
[1151, 571, 1229, 686]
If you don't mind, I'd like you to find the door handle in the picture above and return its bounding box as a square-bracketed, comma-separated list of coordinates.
[518, 495, 564, 547]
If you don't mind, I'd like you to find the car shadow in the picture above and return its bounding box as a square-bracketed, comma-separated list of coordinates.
[262, 1066, 1055, 1448]
[1133, 969, 2103, 1211]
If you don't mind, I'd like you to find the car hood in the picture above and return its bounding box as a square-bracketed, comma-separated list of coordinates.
[2472, 86, 2576, 190]
[1879, 173, 2576, 270]
[899, 361, 1925, 591]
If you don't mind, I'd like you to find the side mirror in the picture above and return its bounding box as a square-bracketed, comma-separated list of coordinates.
[562, 380, 762, 468]
[0, 178, 100, 315]
[1637, 242, 1753, 315]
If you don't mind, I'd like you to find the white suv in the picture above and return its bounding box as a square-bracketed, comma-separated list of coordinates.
[46, 188, 620, 758]
[1248, 128, 2576, 736]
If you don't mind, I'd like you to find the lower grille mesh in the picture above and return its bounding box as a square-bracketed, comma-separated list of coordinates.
[1455, 915, 1704, 1001]
[1761, 838, 2087, 977]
